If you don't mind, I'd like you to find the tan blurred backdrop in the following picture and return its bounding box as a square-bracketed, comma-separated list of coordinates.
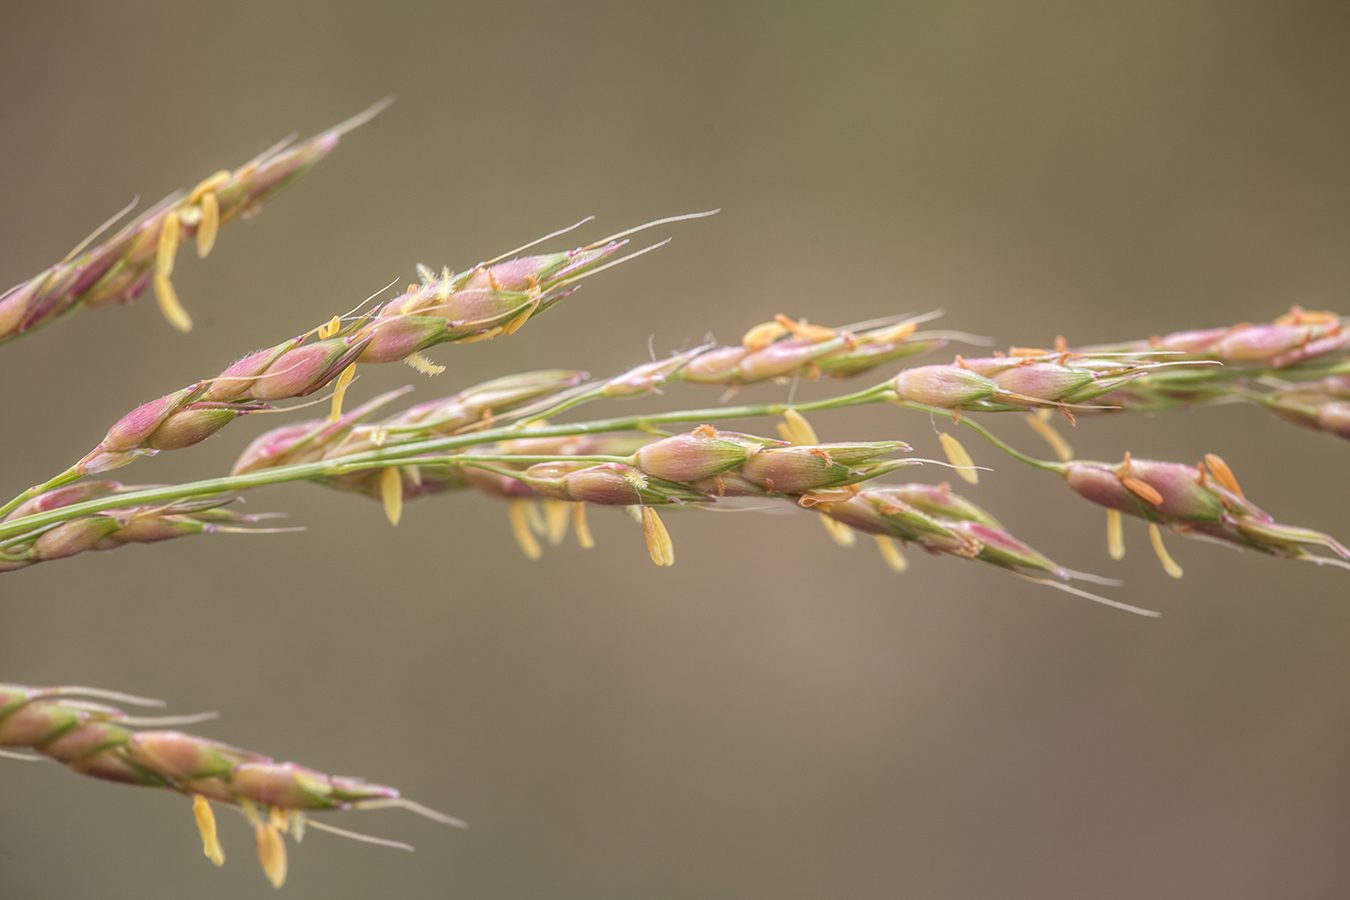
[3, 1, 1350, 898]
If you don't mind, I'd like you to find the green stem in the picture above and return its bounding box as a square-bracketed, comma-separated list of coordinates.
[894, 401, 1063, 472]
[0, 385, 894, 541]
[0, 466, 86, 520]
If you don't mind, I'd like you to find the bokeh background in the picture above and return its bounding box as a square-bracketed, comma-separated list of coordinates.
[3, 1, 1350, 897]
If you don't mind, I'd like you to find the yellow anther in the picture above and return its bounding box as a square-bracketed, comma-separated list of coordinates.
[1148, 523, 1183, 578]
[544, 499, 570, 546]
[196, 191, 220, 258]
[1121, 476, 1163, 506]
[192, 795, 225, 866]
[1008, 346, 1049, 357]
[268, 805, 290, 835]
[1106, 509, 1125, 560]
[1203, 453, 1244, 498]
[820, 515, 856, 547]
[254, 821, 288, 889]
[289, 811, 306, 843]
[1274, 306, 1338, 325]
[153, 271, 193, 332]
[509, 500, 542, 559]
[875, 535, 909, 571]
[938, 432, 978, 484]
[156, 210, 181, 278]
[403, 352, 445, 375]
[380, 467, 403, 526]
[572, 503, 595, 548]
[864, 320, 919, 344]
[774, 314, 836, 342]
[458, 325, 508, 343]
[778, 408, 819, 445]
[318, 316, 342, 339]
[1025, 411, 1073, 461]
[187, 169, 231, 204]
[642, 507, 674, 566]
[501, 305, 535, 336]
[741, 320, 788, 349]
[524, 500, 547, 535]
[329, 363, 356, 422]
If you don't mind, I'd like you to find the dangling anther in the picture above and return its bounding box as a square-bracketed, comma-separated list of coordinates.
[157, 210, 181, 278]
[192, 795, 226, 866]
[1106, 509, 1125, 560]
[254, 818, 289, 889]
[642, 507, 674, 566]
[875, 535, 909, 571]
[380, 467, 403, 526]
[544, 500, 570, 546]
[820, 515, 856, 547]
[196, 191, 220, 258]
[1148, 523, 1183, 578]
[509, 500, 542, 560]
[939, 432, 978, 484]
[330, 363, 356, 421]
[572, 503, 595, 548]
[153, 271, 193, 332]
[1025, 410, 1073, 461]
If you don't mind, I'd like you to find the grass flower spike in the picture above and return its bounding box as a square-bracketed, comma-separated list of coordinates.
[0, 100, 389, 343]
[0, 684, 463, 888]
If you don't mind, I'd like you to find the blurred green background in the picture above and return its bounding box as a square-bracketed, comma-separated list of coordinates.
[3, 1, 1350, 897]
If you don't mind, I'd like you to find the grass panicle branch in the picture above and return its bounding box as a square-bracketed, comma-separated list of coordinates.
[5, 104, 1350, 889]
